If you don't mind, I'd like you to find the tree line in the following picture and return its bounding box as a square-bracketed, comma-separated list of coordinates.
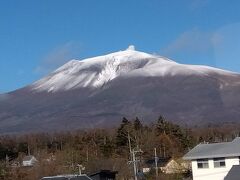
[0, 116, 239, 179]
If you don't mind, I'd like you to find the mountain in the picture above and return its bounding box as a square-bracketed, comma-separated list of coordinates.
[1, 46, 240, 134]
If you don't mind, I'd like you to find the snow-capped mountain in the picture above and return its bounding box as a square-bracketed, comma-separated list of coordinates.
[32, 46, 238, 92]
[0, 46, 240, 133]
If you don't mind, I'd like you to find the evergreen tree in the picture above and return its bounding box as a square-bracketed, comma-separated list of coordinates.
[115, 117, 132, 147]
[156, 115, 170, 135]
[133, 117, 143, 131]
[155, 115, 195, 150]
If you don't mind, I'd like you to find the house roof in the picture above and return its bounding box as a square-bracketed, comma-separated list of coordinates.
[89, 170, 118, 178]
[224, 165, 240, 180]
[23, 155, 35, 161]
[145, 157, 172, 167]
[41, 174, 92, 180]
[183, 137, 240, 160]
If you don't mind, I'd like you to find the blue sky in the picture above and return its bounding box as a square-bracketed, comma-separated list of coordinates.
[1, 0, 240, 93]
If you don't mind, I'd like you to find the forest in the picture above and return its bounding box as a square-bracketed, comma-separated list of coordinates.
[0, 116, 239, 180]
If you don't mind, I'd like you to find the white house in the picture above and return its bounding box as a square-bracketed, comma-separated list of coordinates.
[22, 155, 37, 167]
[183, 137, 240, 180]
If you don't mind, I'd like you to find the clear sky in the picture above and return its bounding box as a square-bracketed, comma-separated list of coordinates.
[1, 0, 240, 93]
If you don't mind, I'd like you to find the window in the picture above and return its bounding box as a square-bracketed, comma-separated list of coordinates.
[197, 159, 209, 169]
[214, 158, 226, 168]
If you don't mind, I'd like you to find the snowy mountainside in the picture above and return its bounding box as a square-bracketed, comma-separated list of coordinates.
[31, 46, 238, 93]
[32, 47, 155, 92]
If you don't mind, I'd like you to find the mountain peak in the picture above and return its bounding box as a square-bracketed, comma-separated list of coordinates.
[126, 45, 135, 51]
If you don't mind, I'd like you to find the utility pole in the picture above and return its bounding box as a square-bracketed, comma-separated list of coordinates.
[27, 144, 30, 156]
[163, 145, 166, 158]
[154, 148, 158, 178]
[132, 150, 137, 180]
[128, 148, 143, 180]
[128, 132, 132, 153]
[127, 131, 143, 180]
[5, 154, 9, 167]
[86, 146, 89, 162]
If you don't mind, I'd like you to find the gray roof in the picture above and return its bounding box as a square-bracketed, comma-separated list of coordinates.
[224, 165, 240, 180]
[183, 137, 240, 160]
[41, 175, 92, 180]
[145, 157, 172, 167]
[23, 155, 36, 161]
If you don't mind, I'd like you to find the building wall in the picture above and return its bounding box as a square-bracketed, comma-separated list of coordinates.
[22, 157, 37, 167]
[22, 160, 32, 166]
[192, 157, 239, 180]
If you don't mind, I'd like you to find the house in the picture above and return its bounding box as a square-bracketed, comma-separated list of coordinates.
[41, 174, 92, 180]
[22, 155, 38, 167]
[41, 170, 117, 180]
[144, 157, 184, 174]
[89, 170, 118, 180]
[183, 137, 240, 180]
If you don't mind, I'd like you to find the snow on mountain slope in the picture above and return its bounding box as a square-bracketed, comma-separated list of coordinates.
[32, 46, 239, 92]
